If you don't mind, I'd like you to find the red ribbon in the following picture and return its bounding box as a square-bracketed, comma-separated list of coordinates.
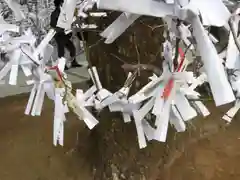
[161, 47, 185, 100]
[176, 47, 185, 72]
[47, 65, 63, 81]
[161, 78, 174, 99]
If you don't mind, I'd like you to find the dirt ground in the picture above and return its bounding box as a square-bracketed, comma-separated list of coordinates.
[1, 93, 240, 180]
[162, 117, 240, 180]
[159, 102, 240, 180]
[164, 130, 240, 180]
[0, 94, 92, 180]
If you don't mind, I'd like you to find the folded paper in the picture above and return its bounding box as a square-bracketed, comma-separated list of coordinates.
[57, 0, 78, 30]
[3, 0, 25, 21]
[100, 13, 140, 44]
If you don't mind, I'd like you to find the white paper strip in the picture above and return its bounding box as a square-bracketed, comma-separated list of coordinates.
[43, 79, 55, 101]
[122, 112, 131, 123]
[9, 64, 18, 85]
[25, 84, 37, 115]
[33, 29, 56, 57]
[133, 112, 147, 149]
[129, 78, 163, 104]
[223, 100, 240, 122]
[35, 85, 46, 116]
[8, 49, 21, 85]
[79, 106, 99, 129]
[192, 99, 210, 117]
[88, 67, 103, 90]
[83, 85, 97, 101]
[97, 0, 174, 18]
[57, 0, 77, 30]
[154, 82, 176, 142]
[100, 13, 140, 44]
[142, 119, 155, 141]
[0, 62, 12, 83]
[133, 97, 155, 122]
[85, 95, 95, 107]
[0, 15, 19, 35]
[57, 57, 67, 73]
[225, 17, 240, 69]
[8, 30, 36, 46]
[192, 15, 235, 106]
[152, 86, 164, 116]
[190, 0, 231, 26]
[21, 64, 32, 77]
[170, 107, 186, 132]
[154, 109, 170, 142]
[3, 0, 25, 21]
[174, 92, 197, 121]
[31, 84, 44, 116]
[54, 88, 65, 146]
[75, 88, 99, 129]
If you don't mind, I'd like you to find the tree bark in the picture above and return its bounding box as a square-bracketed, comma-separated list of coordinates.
[86, 13, 170, 179]
[86, 12, 226, 180]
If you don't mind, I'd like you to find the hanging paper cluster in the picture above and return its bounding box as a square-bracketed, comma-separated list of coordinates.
[1, 0, 240, 149]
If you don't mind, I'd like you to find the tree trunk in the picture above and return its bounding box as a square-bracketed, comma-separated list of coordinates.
[86, 13, 169, 179]
[86, 13, 227, 180]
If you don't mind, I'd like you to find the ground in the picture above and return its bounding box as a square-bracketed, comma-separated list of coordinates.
[1, 93, 240, 180]
[162, 118, 240, 180]
[0, 94, 92, 180]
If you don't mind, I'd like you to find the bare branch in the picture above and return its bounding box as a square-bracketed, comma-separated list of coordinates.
[139, 20, 166, 31]
[121, 63, 161, 75]
[134, 32, 141, 75]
